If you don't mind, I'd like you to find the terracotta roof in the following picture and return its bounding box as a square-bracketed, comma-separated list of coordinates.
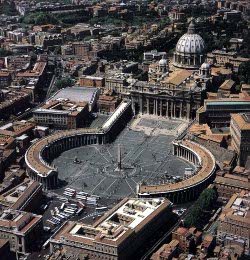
[231, 113, 250, 130]
[20, 216, 41, 233]
[26, 128, 102, 175]
[214, 176, 250, 190]
[162, 70, 193, 86]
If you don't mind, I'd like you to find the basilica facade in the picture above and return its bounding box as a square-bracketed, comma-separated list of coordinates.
[106, 20, 210, 120]
[130, 20, 210, 119]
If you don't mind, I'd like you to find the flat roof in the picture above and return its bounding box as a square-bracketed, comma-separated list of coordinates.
[52, 198, 171, 246]
[207, 101, 250, 105]
[49, 87, 99, 104]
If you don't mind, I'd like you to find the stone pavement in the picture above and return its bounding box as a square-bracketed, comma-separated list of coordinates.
[130, 114, 189, 137]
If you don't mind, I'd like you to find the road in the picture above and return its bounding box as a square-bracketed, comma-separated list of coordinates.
[140, 209, 190, 260]
[45, 74, 56, 100]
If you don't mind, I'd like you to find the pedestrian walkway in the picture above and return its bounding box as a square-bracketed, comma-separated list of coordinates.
[130, 114, 188, 136]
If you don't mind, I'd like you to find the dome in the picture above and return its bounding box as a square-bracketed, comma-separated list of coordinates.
[175, 20, 205, 54]
[173, 20, 206, 70]
[159, 58, 167, 66]
[175, 34, 205, 54]
[200, 61, 210, 70]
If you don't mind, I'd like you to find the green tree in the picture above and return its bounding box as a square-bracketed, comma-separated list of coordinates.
[35, 13, 59, 25]
[185, 188, 217, 229]
[238, 60, 250, 84]
[55, 78, 73, 90]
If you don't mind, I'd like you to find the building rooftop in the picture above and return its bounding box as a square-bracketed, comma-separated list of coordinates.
[0, 179, 42, 211]
[162, 70, 193, 86]
[49, 86, 99, 105]
[231, 113, 250, 130]
[34, 100, 88, 116]
[219, 191, 250, 223]
[51, 198, 171, 246]
[214, 176, 250, 190]
[0, 209, 42, 235]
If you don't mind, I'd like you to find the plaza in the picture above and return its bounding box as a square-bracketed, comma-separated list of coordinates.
[52, 117, 193, 199]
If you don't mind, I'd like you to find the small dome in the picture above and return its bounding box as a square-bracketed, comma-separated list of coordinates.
[200, 62, 210, 70]
[159, 58, 167, 66]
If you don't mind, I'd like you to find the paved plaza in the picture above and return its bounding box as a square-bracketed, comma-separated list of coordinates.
[52, 117, 193, 199]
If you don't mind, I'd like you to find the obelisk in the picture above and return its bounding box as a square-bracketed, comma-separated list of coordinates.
[118, 144, 122, 170]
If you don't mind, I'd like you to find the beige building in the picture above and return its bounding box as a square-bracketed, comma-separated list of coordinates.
[130, 67, 210, 119]
[231, 113, 250, 166]
[33, 100, 89, 130]
[50, 198, 173, 260]
[217, 191, 250, 254]
[197, 92, 250, 128]
[0, 209, 43, 256]
[0, 179, 42, 213]
[207, 50, 249, 68]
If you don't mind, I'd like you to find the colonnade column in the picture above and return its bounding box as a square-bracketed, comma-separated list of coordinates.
[173, 102, 176, 118]
[171, 101, 174, 118]
[146, 98, 149, 114]
[160, 100, 163, 116]
[166, 100, 169, 117]
[180, 102, 183, 118]
[139, 96, 143, 113]
[156, 99, 159, 116]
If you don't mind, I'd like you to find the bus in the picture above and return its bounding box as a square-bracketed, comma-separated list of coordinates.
[64, 209, 75, 214]
[60, 203, 65, 210]
[47, 219, 57, 226]
[65, 188, 76, 193]
[76, 208, 84, 216]
[57, 213, 66, 220]
[53, 217, 61, 222]
[63, 192, 73, 197]
[42, 240, 50, 249]
[91, 195, 100, 200]
[77, 191, 88, 195]
[96, 207, 108, 211]
[60, 212, 70, 218]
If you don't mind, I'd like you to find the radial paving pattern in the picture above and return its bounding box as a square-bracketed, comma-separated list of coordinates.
[53, 122, 193, 199]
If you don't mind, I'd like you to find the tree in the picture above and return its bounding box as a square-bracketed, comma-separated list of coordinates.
[55, 78, 73, 90]
[185, 188, 217, 229]
[35, 13, 59, 25]
[238, 61, 250, 84]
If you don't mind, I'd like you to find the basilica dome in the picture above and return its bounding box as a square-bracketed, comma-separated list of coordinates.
[175, 33, 205, 54]
[173, 20, 206, 70]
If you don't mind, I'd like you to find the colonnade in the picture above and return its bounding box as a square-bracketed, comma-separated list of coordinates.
[138, 141, 216, 204]
[26, 100, 133, 190]
[173, 143, 200, 166]
[28, 170, 58, 190]
[42, 134, 104, 161]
